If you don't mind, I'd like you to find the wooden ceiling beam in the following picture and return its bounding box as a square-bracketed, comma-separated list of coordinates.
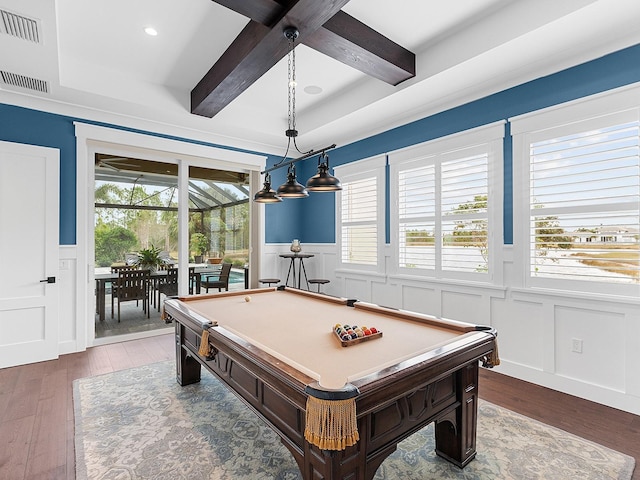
[192, 0, 415, 117]
[191, 19, 273, 117]
[305, 11, 415, 86]
[192, 0, 351, 117]
[212, 0, 289, 26]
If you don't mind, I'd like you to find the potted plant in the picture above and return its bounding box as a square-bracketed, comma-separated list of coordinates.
[136, 245, 162, 272]
[190, 233, 208, 264]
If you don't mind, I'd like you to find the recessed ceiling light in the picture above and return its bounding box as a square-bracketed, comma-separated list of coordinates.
[304, 85, 323, 95]
[144, 26, 158, 36]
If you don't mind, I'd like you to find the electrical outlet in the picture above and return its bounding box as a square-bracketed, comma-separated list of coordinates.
[571, 338, 583, 353]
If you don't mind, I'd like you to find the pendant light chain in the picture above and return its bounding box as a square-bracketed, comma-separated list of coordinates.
[287, 33, 296, 134]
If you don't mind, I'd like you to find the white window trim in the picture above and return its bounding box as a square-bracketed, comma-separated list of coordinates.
[335, 155, 386, 274]
[389, 121, 505, 284]
[511, 83, 640, 297]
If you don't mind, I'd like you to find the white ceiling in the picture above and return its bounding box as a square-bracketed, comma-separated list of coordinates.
[1, 0, 639, 156]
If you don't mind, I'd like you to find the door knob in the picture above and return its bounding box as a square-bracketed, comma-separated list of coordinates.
[40, 276, 56, 284]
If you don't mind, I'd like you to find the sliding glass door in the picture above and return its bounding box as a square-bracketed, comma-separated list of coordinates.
[93, 157, 251, 338]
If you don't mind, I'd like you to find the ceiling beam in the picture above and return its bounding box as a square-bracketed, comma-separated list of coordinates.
[212, 0, 289, 26]
[304, 11, 415, 86]
[191, 19, 274, 117]
[192, 0, 415, 117]
[193, 0, 351, 117]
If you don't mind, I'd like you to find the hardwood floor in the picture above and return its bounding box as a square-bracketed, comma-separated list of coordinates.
[0, 334, 637, 479]
[0, 335, 174, 480]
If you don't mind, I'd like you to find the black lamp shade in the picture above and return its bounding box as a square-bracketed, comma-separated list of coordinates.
[306, 161, 341, 191]
[277, 167, 309, 198]
[254, 188, 282, 203]
[254, 175, 282, 203]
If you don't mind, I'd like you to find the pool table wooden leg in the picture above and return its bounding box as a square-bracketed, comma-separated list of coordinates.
[434, 362, 479, 467]
[300, 442, 368, 480]
[175, 322, 202, 386]
[296, 419, 390, 480]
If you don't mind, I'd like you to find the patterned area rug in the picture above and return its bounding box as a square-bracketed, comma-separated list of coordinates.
[73, 361, 635, 480]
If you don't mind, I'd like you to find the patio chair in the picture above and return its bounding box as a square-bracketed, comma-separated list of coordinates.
[112, 269, 150, 322]
[202, 263, 232, 293]
[188, 266, 199, 294]
[108, 265, 140, 309]
[157, 267, 178, 310]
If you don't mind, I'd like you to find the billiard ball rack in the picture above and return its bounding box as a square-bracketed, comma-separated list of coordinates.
[333, 323, 382, 347]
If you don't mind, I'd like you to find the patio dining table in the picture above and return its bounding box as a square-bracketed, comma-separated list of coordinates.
[95, 265, 220, 321]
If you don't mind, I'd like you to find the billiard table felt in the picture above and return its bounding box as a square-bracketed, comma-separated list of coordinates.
[181, 289, 463, 390]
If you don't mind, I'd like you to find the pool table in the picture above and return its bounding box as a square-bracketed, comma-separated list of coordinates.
[164, 287, 498, 480]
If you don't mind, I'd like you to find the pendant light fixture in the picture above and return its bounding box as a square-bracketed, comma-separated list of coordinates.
[277, 164, 309, 198]
[306, 152, 341, 191]
[253, 172, 282, 203]
[254, 26, 341, 203]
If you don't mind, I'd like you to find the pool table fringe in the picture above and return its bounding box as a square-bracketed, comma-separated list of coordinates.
[198, 330, 210, 357]
[304, 396, 359, 451]
[488, 336, 500, 367]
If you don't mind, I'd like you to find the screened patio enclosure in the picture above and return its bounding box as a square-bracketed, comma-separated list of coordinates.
[94, 153, 250, 338]
[95, 153, 250, 268]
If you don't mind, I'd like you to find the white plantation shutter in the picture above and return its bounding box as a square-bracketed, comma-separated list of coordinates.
[398, 164, 435, 269]
[441, 153, 489, 273]
[335, 156, 385, 271]
[341, 177, 378, 265]
[512, 87, 640, 296]
[390, 122, 503, 281]
[529, 120, 639, 283]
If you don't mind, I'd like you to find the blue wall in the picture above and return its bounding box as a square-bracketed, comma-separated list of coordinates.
[277, 43, 640, 245]
[1, 43, 639, 246]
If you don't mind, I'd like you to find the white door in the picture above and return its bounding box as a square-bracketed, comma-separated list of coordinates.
[0, 141, 59, 368]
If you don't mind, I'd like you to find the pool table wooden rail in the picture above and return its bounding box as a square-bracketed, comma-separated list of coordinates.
[165, 292, 497, 480]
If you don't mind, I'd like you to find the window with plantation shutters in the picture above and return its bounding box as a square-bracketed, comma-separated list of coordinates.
[398, 163, 436, 270]
[442, 154, 489, 272]
[396, 150, 489, 274]
[390, 122, 504, 282]
[341, 177, 378, 265]
[335, 156, 385, 271]
[512, 87, 640, 296]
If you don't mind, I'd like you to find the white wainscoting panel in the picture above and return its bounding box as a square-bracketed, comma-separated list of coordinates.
[442, 291, 486, 325]
[344, 277, 372, 302]
[58, 245, 80, 355]
[491, 297, 545, 371]
[370, 280, 398, 309]
[401, 284, 438, 315]
[554, 305, 625, 391]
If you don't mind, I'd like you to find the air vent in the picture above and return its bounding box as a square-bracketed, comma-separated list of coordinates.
[0, 71, 48, 93]
[0, 8, 41, 43]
